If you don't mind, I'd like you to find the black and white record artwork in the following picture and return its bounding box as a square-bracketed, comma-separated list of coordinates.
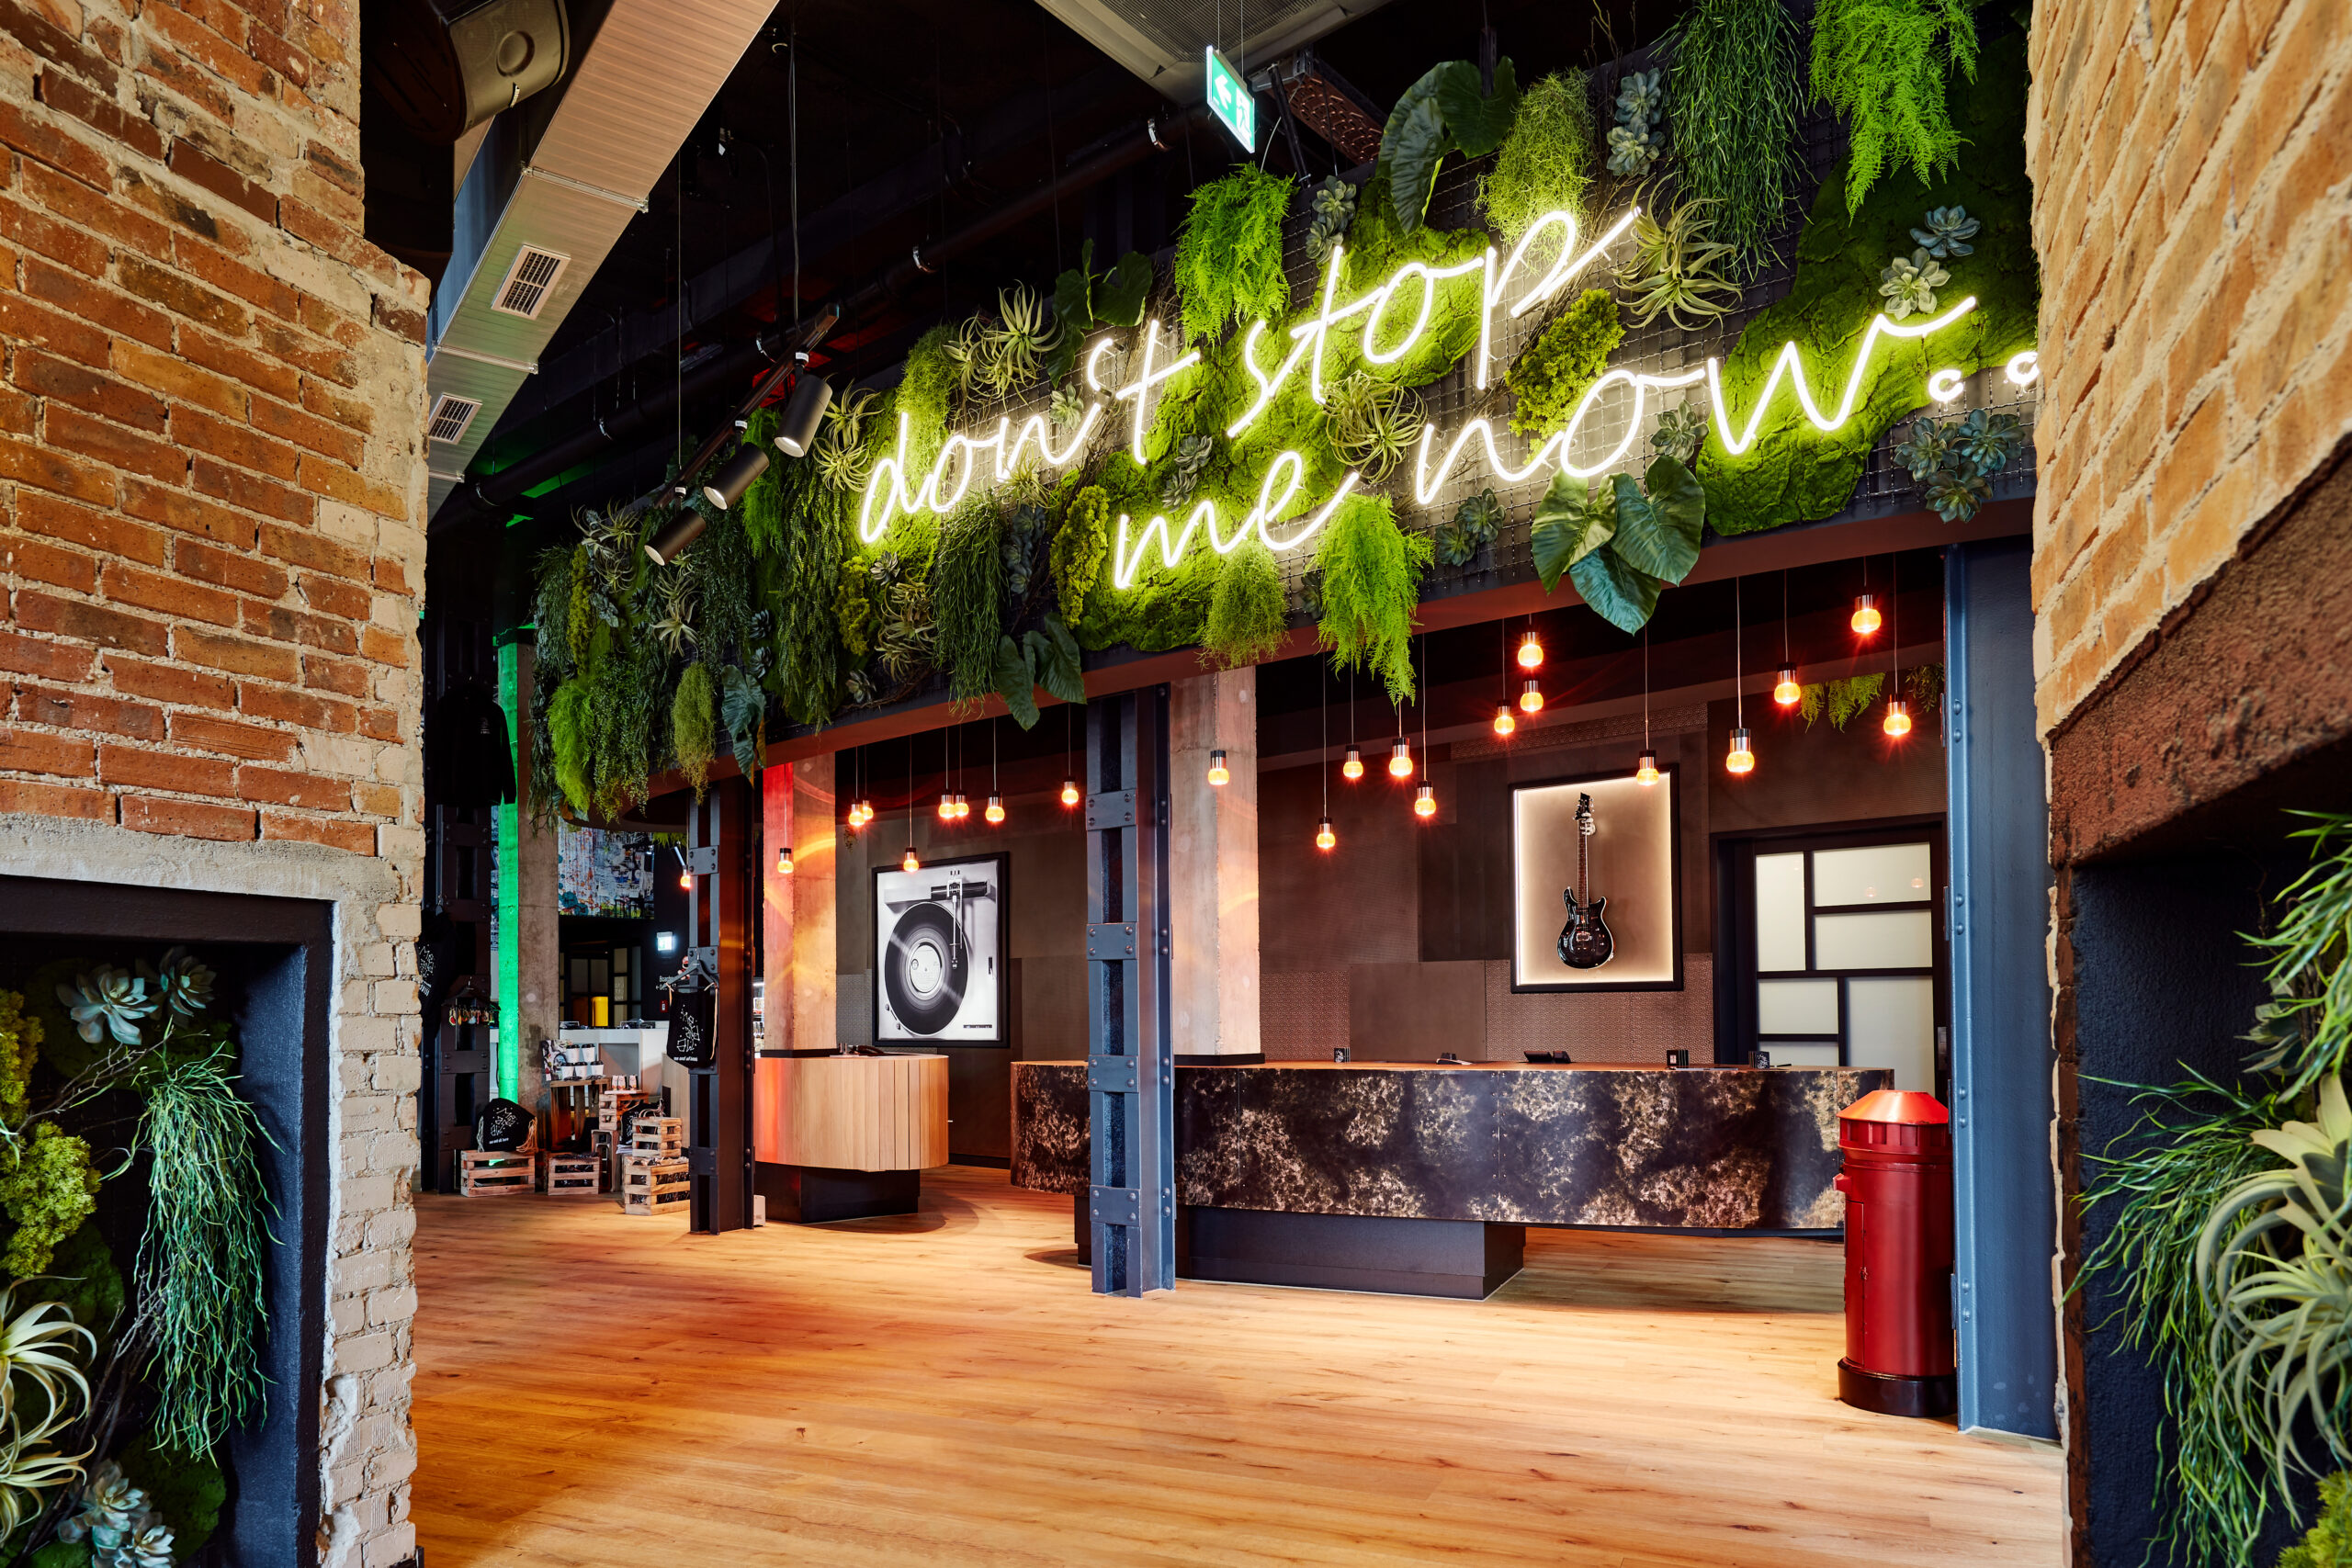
[873, 852, 1007, 1045]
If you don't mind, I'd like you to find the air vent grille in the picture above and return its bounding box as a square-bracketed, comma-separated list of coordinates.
[427, 394, 483, 444]
[492, 245, 571, 319]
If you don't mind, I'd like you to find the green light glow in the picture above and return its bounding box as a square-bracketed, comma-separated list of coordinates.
[494, 639, 523, 1100]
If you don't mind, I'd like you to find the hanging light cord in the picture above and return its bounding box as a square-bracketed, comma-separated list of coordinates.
[1735, 579, 1745, 728]
[1781, 568, 1790, 665]
[1643, 624, 1651, 752]
[1320, 664, 1329, 816]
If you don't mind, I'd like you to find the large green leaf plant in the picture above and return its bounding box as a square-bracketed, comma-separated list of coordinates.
[1529, 455, 1706, 633]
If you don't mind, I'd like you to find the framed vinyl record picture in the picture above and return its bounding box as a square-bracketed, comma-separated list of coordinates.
[873, 852, 1009, 1046]
[1510, 768, 1682, 992]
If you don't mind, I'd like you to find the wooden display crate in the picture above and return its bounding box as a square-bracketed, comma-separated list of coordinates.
[620, 1156, 689, 1215]
[542, 1154, 600, 1196]
[626, 1117, 684, 1157]
[457, 1149, 535, 1197]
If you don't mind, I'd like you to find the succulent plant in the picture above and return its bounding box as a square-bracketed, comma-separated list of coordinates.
[1951, 407, 2027, 474]
[107, 1521, 178, 1568]
[1607, 68, 1668, 176]
[1878, 248, 1951, 321]
[810, 389, 879, 493]
[1048, 383, 1086, 433]
[1160, 434, 1216, 507]
[1614, 197, 1742, 331]
[140, 945, 214, 1020]
[1890, 418, 1957, 483]
[1432, 488, 1503, 567]
[1305, 175, 1357, 266]
[1321, 371, 1424, 483]
[1923, 464, 1993, 523]
[58, 967, 153, 1047]
[1649, 401, 1709, 466]
[58, 1462, 143, 1547]
[1909, 205, 1980, 259]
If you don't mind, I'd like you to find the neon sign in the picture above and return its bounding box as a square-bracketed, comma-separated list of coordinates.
[854, 204, 2009, 581]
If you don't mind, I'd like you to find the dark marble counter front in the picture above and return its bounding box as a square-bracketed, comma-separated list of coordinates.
[1011, 1061, 1888, 1232]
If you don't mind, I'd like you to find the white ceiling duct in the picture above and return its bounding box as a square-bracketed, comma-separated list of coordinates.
[1035, 0, 1395, 103]
[425, 0, 775, 517]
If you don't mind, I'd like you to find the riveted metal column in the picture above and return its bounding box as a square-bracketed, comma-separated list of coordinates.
[1085, 686, 1174, 1294]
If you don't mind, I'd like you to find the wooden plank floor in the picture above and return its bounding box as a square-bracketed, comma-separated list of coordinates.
[412, 1164, 2061, 1567]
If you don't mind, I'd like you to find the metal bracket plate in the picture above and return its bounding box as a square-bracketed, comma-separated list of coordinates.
[1085, 788, 1136, 830]
[1089, 1184, 1140, 1228]
[1087, 1057, 1137, 1094]
[688, 845, 718, 874]
[1086, 922, 1138, 961]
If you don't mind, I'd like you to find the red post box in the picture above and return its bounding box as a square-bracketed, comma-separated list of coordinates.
[1833, 1088, 1955, 1416]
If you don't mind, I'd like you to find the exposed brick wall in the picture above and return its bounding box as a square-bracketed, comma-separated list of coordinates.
[0, 3, 425, 1565]
[2027, 0, 2352, 735]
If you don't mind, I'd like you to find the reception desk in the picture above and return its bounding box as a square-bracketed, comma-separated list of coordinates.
[1012, 1061, 1887, 1295]
[757, 1053, 948, 1224]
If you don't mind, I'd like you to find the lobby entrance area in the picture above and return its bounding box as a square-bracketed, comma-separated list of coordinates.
[410, 1167, 2059, 1566]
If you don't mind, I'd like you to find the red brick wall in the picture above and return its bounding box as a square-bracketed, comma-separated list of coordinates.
[2027, 0, 2352, 735]
[0, 0, 425, 852]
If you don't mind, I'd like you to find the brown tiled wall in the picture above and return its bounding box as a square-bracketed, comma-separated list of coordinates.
[2028, 0, 2352, 731]
[0, 0, 425, 848]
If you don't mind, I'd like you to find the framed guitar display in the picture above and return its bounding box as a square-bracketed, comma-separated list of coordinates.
[1510, 767, 1683, 993]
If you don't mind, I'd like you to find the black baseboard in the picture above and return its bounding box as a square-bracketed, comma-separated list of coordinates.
[949, 1154, 1011, 1169]
[757, 1164, 921, 1224]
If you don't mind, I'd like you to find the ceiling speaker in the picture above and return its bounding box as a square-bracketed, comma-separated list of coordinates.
[366, 0, 571, 145]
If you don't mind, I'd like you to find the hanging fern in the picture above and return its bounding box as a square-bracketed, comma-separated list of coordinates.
[1202, 538, 1289, 671]
[1171, 165, 1295, 344]
[1666, 0, 1807, 278]
[1811, 0, 1979, 215]
[1315, 494, 1430, 705]
[548, 677, 593, 818]
[931, 500, 1004, 704]
[670, 662, 717, 795]
[1797, 673, 1885, 728]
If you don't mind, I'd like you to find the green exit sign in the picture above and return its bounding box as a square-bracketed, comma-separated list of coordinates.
[1204, 47, 1255, 152]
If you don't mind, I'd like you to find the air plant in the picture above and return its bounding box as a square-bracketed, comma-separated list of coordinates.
[650, 568, 697, 658]
[1878, 248, 1951, 321]
[810, 389, 879, 493]
[975, 286, 1061, 398]
[0, 1284, 96, 1536]
[1322, 371, 1424, 483]
[1911, 205, 1980, 259]
[940, 314, 990, 402]
[1613, 197, 1743, 331]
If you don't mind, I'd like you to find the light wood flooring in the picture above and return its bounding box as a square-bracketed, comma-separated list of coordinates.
[411, 1164, 2062, 1567]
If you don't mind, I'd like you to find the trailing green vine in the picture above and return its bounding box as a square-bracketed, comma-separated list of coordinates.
[1203, 539, 1290, 671]
[1665, 0, 1806, 278]
[1171, 166, 1296, 344]
[1315, 494, 1430, 704]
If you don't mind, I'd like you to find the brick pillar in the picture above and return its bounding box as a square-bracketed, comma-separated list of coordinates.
[1168, 668, 1260, 1059]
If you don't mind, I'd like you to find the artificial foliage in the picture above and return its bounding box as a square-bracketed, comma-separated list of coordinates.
[1664, 0, 1806, 279]
[2281, 1473, 2352, 1568]
[669, 662, 718, 796]
[1531, 455, 1706, 633]
[2081, 815, 2352, 1565]
[1433, 489, 1503, 567]
[1171, 166, 1296, 343]
[932, 501, 1007, 705]
[1304, 175, 1357, 266]
[1052, 488, 1110, 630]
[1615, 195, 1744, 330]
[1698, 29, 2036, 534]
[0, 1124, 97, 1278]
[1606, 68, 1668, 176]
[1314, 494, 1430, 704]
[1810, 0, 1980, 215]
[1379, 60, 1521, 233]
[1202, 539, 1290, 671]
[1479, 71, 1595, 245]
[1797, 673, 1887, 728]
[1893, 403, 2028, 522]
[1506, 289, 1624, 436]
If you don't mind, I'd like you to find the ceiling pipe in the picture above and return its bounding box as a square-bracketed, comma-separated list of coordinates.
[429, 98, 1217, 537]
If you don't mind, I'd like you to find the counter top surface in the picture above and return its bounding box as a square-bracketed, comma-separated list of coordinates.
[1011, 1059, 1887, 1232]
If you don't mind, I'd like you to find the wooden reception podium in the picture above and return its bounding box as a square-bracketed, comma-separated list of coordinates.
[757, 1053, 948, 1224]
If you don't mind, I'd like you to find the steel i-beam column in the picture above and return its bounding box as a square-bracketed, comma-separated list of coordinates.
[1084, 686, 1174, 1294]
[687, 775, 754, 1234]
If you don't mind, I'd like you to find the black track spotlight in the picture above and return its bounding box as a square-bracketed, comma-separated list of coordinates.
[699, 442, 769, 510]
[775, 366, 831, 457]
[643, 507, 707, 566]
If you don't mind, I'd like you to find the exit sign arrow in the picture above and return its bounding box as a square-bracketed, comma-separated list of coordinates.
[1204, 47, 1255, 152]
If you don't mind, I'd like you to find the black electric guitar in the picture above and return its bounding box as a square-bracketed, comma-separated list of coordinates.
[1557, 794, 1615, 969]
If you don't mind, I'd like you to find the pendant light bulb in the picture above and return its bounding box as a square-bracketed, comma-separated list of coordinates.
[985, 794, 1005, 824]
[1635, 750, 1660, 786]
[1060, 778, 1080, 807]
[678, 870, 692, 890]
[1851, 593, 1882, 637]
[1517, 632, 1544, 671]
[901, 845, 921, 874]
[1206, 749, 1230, 787]
[1774, 668, 1801, 706]
[1491, 705, 1516, 738]
[1519, 680, 1544, 715]
[1413, 784, 1437, 818]
[956, 794, 971, 820]
[937, 794, 955, 821]
[1341, 746, 1364, 781]
[857, 799, 874, 826]
[1883, 697, 1913, 738]
[1387, 738, 1413, 779]
[1315, 815, 1336, 851]
[775, 844, 794, 875]
[1725, 727, 1756, 776]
